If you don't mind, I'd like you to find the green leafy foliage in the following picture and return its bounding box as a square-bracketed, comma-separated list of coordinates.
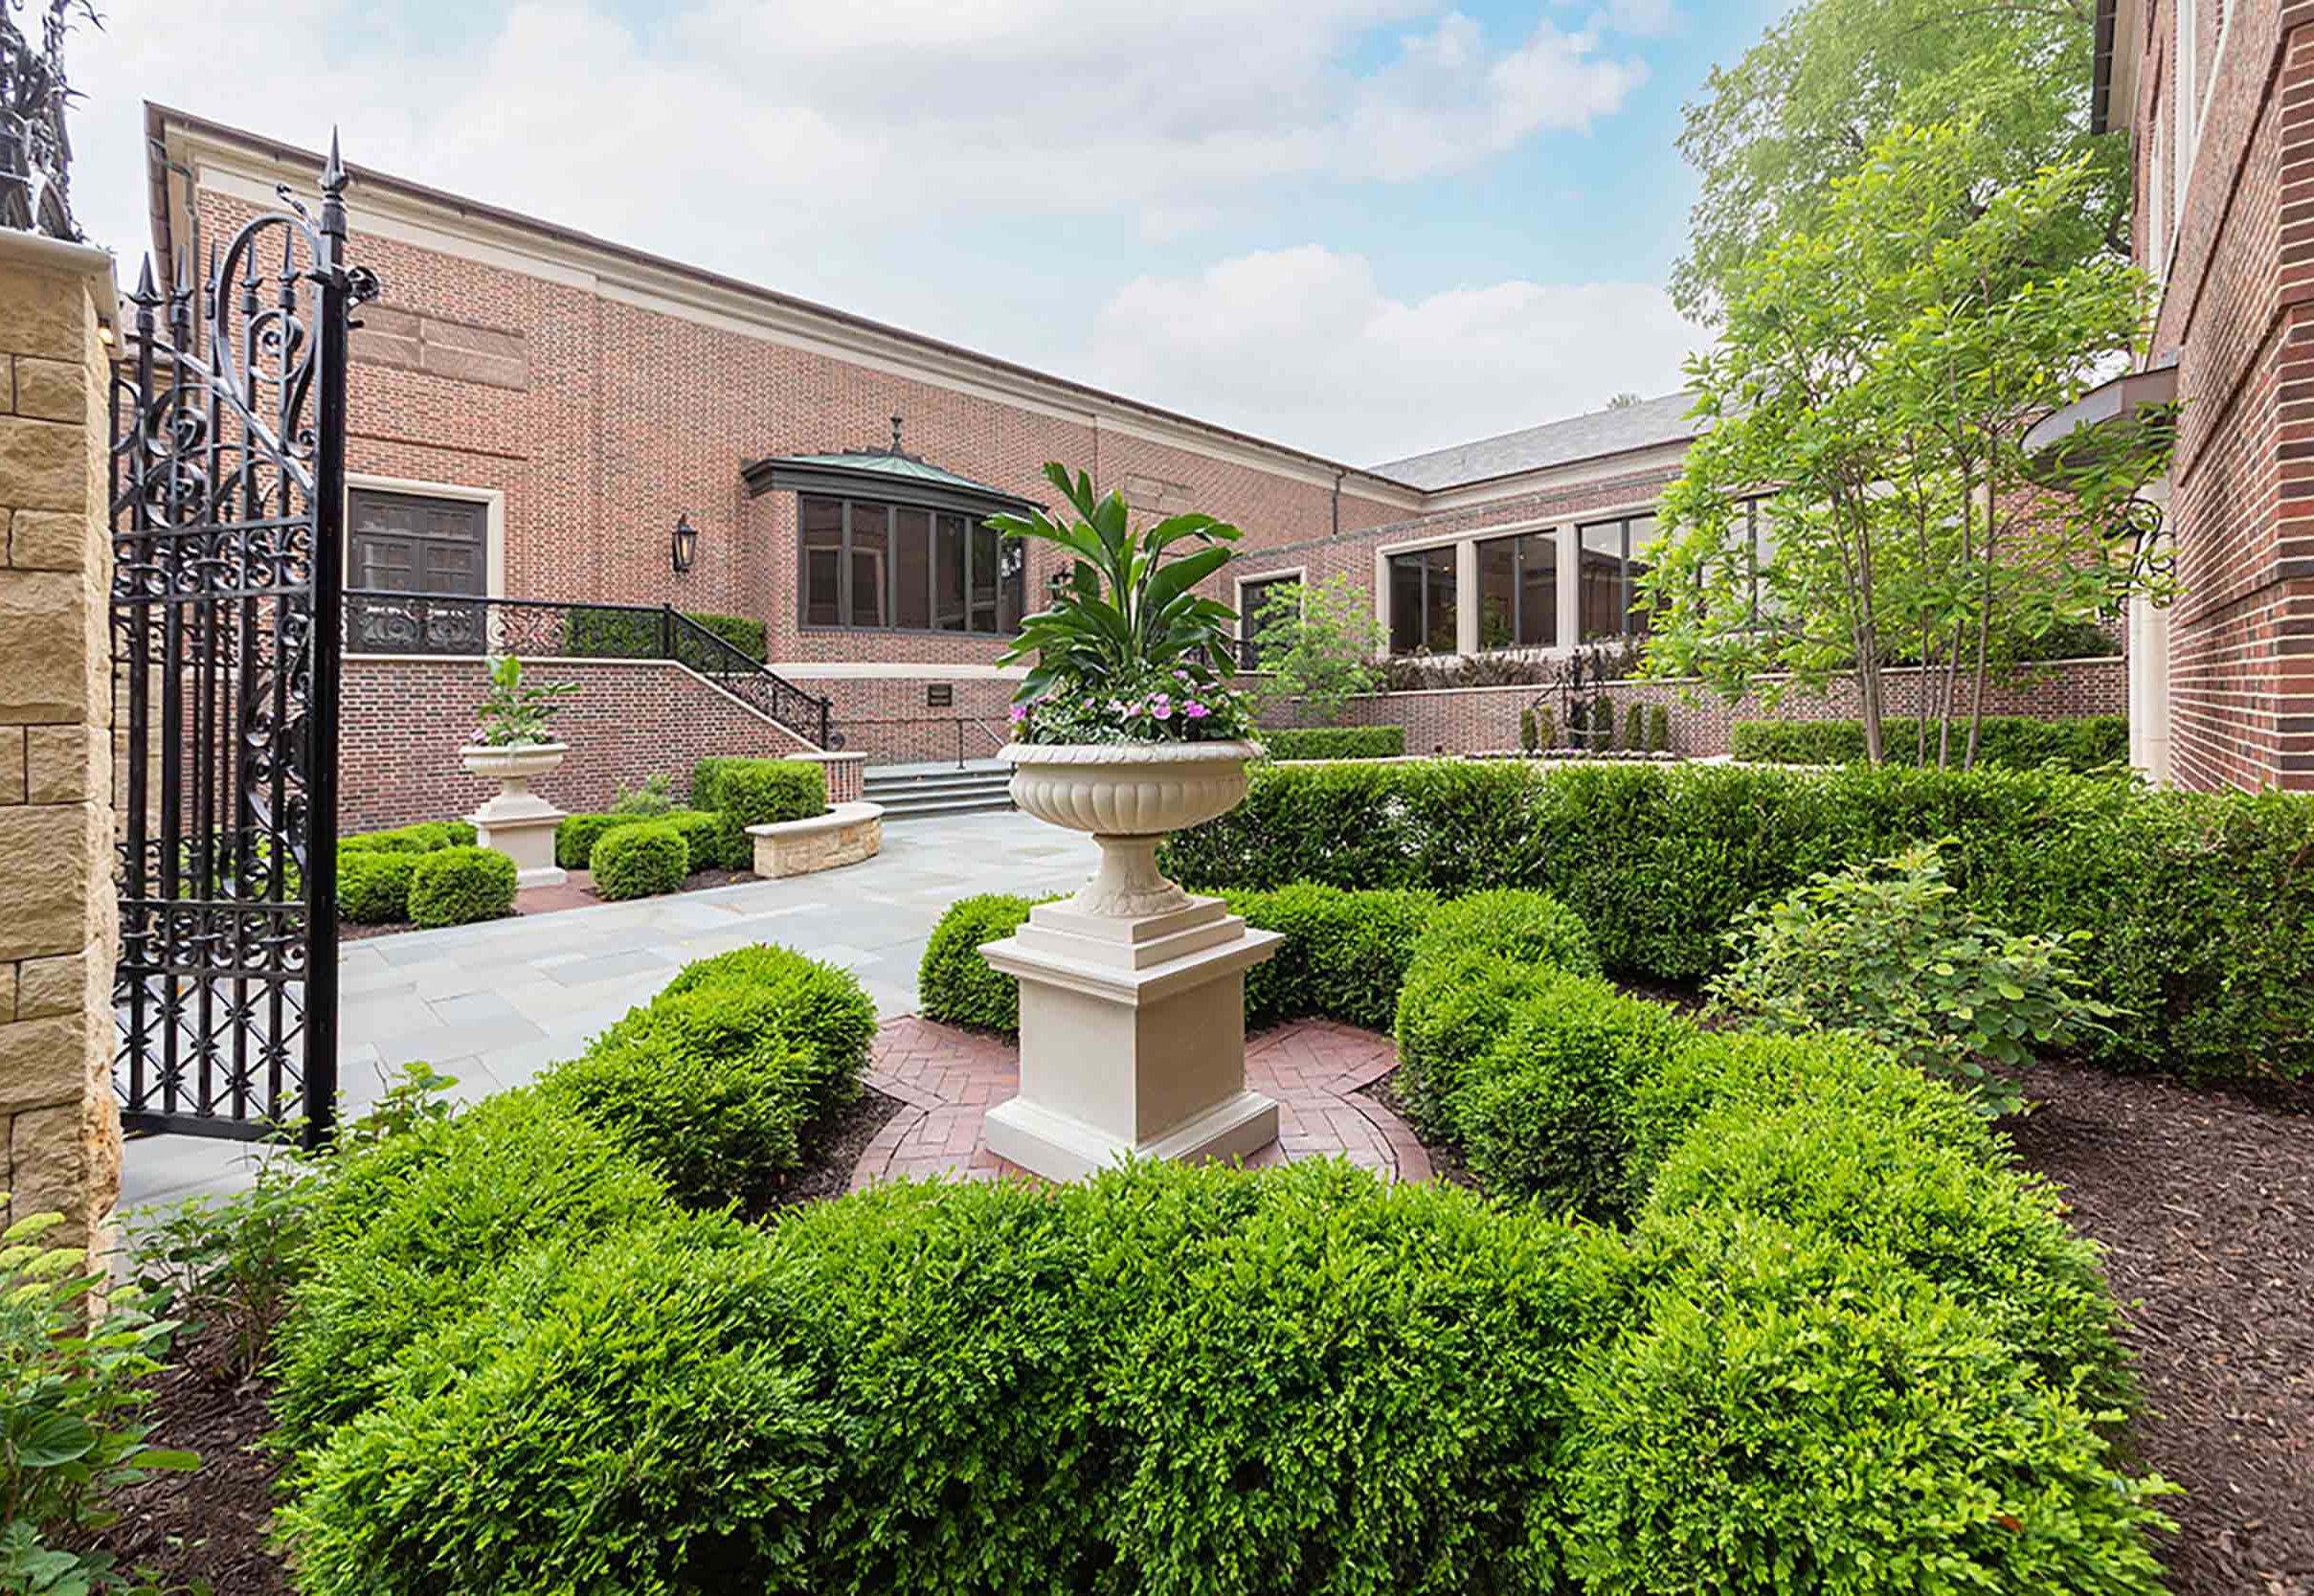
[1227, 884, 1436, 1032]
[469, 654, 576, 748]
[1171, 758, 2314, 1082]
[338, 820, 474, 854]
[553, 811, 638, 871]
[916, 893, 1040, 1032]
[1731, 714, 2130, 772]
[610, 773, 678, 817]
[404, 845, 516, 929]
[1244, 573, 1384, 723]
[663, 807, 751, 871]
[1645, 705, 1670, 754]
[542, 950, 873, 1214]
[0, 1210, 197, 1596]
[335, 850, 418, 925]
[1707, 843, 2118, 1113]
[589, 822, 687, 901]
[1409, 888, 1599, 978]
[1561, 1214, 2171, 1596]
[712, 759, 828, 829]
[992, 461, 1249, 738]
[1260, 725, 1404, 761]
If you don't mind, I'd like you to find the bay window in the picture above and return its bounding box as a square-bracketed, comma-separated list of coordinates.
[800, 493, 1025, 638]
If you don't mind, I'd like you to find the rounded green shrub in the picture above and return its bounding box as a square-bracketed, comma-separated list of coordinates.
[715, 758, 828, 829]
[1392, 950, 1562, 1138]
[1261, 725, 1406, 761]
[341, 820, 472, 854]
[590, 821, 687, 901]
[919, 893, 1039, 1033]
[1229, 883, 1435, 1031]
[1453, 970, 1696, 1214]
[1641, 1101, 2126, 1403]
[405, 845, 517, 929]
[338, 848, 420, 924]
[663, 807, 750, 872]
[1561, 1213, 2175, 1596]
[1407, 888, 1598, 978]
[270, 1089, 672, 1456]
[554, 811, 640, 871]
[283, 1214, 805, 1596]
[544, 960, 873, 1213]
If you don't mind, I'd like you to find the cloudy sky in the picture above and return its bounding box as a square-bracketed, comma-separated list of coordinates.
[63, 0, 1782, 465]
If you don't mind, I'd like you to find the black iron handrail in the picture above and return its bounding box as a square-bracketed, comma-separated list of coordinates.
[343, 590, 833, 749]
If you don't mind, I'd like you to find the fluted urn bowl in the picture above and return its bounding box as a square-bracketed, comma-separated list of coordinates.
[459, 741, 567, 784]
[999, 739, 1260, 918]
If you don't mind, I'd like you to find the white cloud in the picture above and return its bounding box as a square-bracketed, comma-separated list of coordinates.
[1087, 245, 1702, 463]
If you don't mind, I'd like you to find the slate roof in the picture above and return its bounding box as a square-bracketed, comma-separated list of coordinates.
[1370, 391, 1702, 490]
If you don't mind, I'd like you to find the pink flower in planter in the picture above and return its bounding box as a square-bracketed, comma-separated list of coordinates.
[1181, 701, 1210, 719]
[1107, 698, 1132, 716]
[1148, 694, 1174, 721]
[1008, 703, 1031, 724]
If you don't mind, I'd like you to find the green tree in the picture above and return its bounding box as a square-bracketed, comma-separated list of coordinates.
[1247, 573, 1384, 724]
[1645, 122, 2169, 766]
[1673, 0, 2123, 320]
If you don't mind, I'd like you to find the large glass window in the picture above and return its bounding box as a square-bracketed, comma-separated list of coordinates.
[801, 493, 1024, 637]
[1477, 530, 1557, 649]
[1577, 512, 1660, 640]
[1238, 574, 1298, 666]
[1387, 547, 1457, 655]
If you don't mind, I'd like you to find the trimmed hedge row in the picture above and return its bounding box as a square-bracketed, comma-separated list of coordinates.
[562, 606, 769, 662]
[1730, 713, 2130, 772]
[1261, 725, 1406, 761]
[1163, 759, 2314, 1082]
[340, 820, 478, 854]
[271, 903, 2173, 1593]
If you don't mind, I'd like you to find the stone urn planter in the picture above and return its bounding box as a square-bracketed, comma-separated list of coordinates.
[460, 740, 569, 888]
[979, 738, 1281, 1181]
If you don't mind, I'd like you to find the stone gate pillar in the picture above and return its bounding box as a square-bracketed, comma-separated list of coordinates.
[0, 231, 124, 1247]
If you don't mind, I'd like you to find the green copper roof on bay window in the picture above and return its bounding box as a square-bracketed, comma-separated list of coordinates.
[743, 416, 1041, 510]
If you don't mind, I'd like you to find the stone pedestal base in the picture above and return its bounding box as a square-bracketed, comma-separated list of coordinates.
[469, 798, 566, 888]
[979, 896, 1281, 1181]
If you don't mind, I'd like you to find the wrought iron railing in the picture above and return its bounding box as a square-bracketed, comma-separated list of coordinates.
[850, 716, 1008, 769]
[344, 590, 833, 748]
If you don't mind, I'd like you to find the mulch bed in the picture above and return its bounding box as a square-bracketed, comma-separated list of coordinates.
[2003, 1059, 2314, 1596]
[340, 865, 758, 941]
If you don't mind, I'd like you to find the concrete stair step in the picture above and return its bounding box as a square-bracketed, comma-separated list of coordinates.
[873, 791, 1017, 820]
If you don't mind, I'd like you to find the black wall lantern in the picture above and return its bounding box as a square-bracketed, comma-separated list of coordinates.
[670, 512, 698, 575]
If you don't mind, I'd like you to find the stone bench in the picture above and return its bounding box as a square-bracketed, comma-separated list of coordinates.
[747, 800, 884, 878]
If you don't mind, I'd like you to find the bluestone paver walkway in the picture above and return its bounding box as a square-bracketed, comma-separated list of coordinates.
[119, 809, 1098, 1212]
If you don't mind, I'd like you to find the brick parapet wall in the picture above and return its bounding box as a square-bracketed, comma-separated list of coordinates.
[341, 656, 856, 831]
[0, 236, 124, 1247]
[1256, 658, 2127, 758]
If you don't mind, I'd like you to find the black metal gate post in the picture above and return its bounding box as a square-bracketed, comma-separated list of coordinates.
[111, 133, 376, 1146]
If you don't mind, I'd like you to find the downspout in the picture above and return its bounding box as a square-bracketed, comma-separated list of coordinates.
[1332, 467, 1343, 538]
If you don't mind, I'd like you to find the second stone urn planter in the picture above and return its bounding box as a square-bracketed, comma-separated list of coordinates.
[460, 740, 569, 888]
[979, 738, 1282, 1181]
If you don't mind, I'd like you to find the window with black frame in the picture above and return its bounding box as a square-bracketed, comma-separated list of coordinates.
[1576, 511, 1660, 640]
[1476, 530, 1557, 649]
[1386, 547, 1457, 655]
[1238, 574, 1299, 666]
[799, 493, 1026, 637]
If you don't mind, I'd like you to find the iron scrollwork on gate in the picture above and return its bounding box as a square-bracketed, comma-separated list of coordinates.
[111, 136, 378, 1144]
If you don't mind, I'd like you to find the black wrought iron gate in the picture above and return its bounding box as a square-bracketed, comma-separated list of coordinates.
[111, 140, 377, 1145]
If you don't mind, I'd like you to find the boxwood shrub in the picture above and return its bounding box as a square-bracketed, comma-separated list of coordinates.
[340, 820, 476, 854]
[405, 845, 517, 928]
[337, 849, 420, 925]
[1167, 758, 2314, 1081]
[590, 821, 687, 901]
[918, 892, 1041, 1032]
[1730, 713, 2131, 772]
[1261, 725, 1406, 760]
[541, 949, 874, 1213]
[714, 758, 828, 829]
[664, 807, 751, 872]
[1228, 883, 1436, 1031]
[554, 810, 640, 871]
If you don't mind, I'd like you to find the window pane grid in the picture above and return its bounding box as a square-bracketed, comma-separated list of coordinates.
[800, 493, 1023, 637]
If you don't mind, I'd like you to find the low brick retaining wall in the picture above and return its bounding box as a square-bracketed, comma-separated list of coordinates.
[1260, 657, 2127, 758]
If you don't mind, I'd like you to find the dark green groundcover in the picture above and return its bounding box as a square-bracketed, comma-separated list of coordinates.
[253, 896, 2177, 1595]
[1160, 759, 2314, 1085]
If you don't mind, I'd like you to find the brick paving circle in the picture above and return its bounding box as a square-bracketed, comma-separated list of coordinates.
[852, 1017, 1431, 1188]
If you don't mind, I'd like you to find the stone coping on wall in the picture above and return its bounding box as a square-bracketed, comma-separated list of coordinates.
[748, 800, 884, 877]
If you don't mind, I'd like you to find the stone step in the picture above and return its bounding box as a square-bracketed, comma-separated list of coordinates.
[872, 791, 1017, 821]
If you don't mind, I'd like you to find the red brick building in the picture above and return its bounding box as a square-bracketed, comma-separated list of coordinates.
[2070, 0, 2314, 790]
[142, 104, 2130, 822]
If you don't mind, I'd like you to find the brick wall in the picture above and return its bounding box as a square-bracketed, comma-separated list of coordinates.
[340, 656, 860, 831]
[796, 673, 1022, 767]
[2129, 0, 2314, 788]
[1258, 658, 2127, 758]
[0, 235, 123, 1247]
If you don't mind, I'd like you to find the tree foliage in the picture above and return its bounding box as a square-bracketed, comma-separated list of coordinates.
[1247, 573, 1384, 723]
[1673, 0, 2123, 320]
[1644, 121, 2169, 765]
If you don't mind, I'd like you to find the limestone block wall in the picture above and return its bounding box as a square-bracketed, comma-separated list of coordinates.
[0, 233, 122, 1246]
